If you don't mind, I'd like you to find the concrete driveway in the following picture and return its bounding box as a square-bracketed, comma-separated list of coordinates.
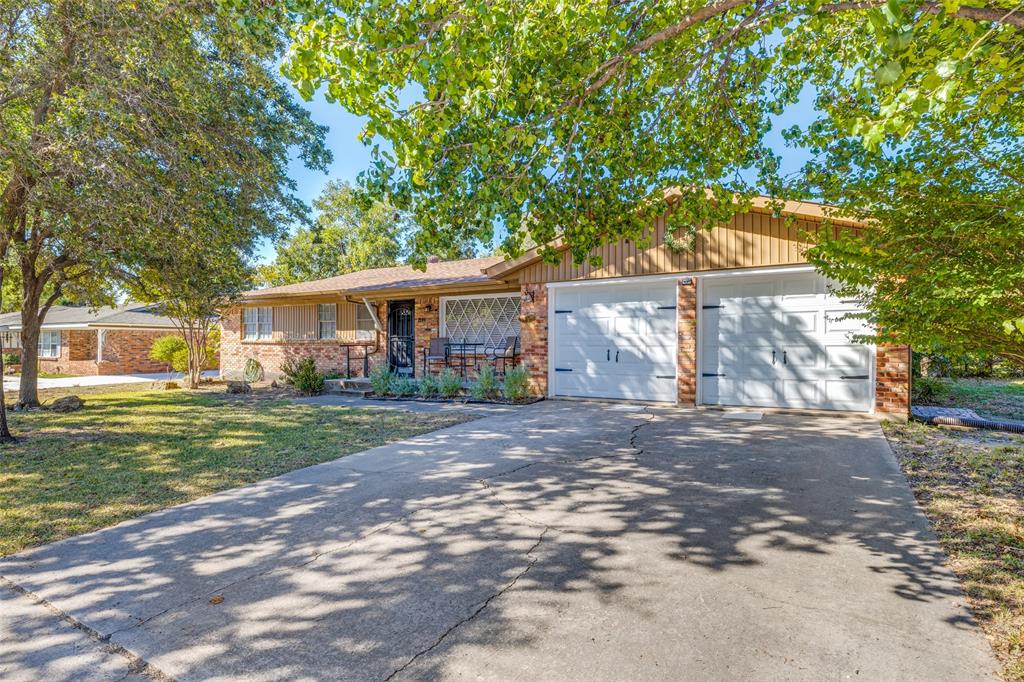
[0, 402, 998, 681]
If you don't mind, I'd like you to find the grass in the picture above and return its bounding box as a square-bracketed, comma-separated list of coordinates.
[885, 420, 1024, 680]
[37, 371, 78, 379]
[918, 378, 1024, 422]
[0, 388, 472, 557]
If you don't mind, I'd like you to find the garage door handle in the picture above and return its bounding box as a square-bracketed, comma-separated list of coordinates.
[840, 374, 869, 380]
[772, 350, 776, 365]
[783, 350, 787, 365]
[615, 350, 619, 363]
[607, 349, 610, 361]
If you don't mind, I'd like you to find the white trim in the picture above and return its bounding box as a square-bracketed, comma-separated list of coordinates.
[439, 291, 519, 302]
[547, 285, 555, 399]
[694, 276, 704, 406]
[97, 329, 106, 363]
[543, 264, 816, 290]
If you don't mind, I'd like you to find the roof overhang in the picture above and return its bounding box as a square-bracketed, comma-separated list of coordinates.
[240, 280, 517, 306]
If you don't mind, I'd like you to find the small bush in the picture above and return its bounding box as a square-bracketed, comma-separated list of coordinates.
[281, 356, 325, 396]
[418, 374, 440, 399]
[503, 365, 530, 401]
[2, 352, 19, 366]
[243, 358, 264, 383]
[369, 366, 393, 396]
[393, 375, 417, 397]
[912, 375, 949, 404]
[323, 370, 341, 380]
[149, 335, 188, 373]
[471, 364, 501, 400]
[438, 368, 463, 398]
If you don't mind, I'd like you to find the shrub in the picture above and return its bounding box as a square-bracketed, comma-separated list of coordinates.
[912, 375, 949, 404]
[243, 357, 264, 383]
[393, 375, 417, 397]
[149, 335, 188, 373]
[471, 364, 501, 400]
[418, 374, 440, 399]
[281, 356, 325, 396]
[2, 352, 19, 366]
[438, 368, 463, 398]
[323, 370, 341, 380]
[503, 365, 530, 401]
[369, 366, 393, 396]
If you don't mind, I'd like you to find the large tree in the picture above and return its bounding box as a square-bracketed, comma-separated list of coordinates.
[258, 179, 477, 287]
[257, 0, 1024, 267]
[1, 0, 329, 406]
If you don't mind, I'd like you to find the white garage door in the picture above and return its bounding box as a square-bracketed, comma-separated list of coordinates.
[700, 272, 874, 412]
[551, 281, 677, 402]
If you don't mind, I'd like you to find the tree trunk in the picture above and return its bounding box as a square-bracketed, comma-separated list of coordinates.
[0, 267, 15, 442]
[18, 307, 42, 408]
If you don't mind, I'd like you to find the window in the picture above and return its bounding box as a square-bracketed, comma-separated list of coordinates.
[356, 303, 376, 341]
[38, 330, 61, 358]
[318, 303, 336, 340]
[243, 307, 273, 340]
[442, 295, 521, 348]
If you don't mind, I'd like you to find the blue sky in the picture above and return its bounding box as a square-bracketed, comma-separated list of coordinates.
[266, 86, 819, 265]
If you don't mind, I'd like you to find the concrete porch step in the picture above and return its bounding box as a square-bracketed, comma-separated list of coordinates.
[324, 378, 372, 396]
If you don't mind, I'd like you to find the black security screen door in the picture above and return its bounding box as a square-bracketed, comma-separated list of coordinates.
[387, 300, 415, 375]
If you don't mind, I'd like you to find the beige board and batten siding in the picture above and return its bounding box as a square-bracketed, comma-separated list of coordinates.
[519, 210, 862, 284]
[251, 301, 361, 342]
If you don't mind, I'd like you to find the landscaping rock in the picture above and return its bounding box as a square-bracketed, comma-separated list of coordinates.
[47, 395, 85, 413]
[226, 381, 251, 395]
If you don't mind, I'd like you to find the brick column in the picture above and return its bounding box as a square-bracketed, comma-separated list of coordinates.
[677, 277, 698, 405]
[876, 344, 911, 419]
[413, 296, 440, 377]
[519, 283, 548, 396]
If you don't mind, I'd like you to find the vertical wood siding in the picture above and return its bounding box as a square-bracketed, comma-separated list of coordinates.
[262, 301, 360, 342]
[520, 210, 860, 284]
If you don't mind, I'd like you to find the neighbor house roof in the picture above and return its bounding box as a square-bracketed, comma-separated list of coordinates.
[245, 255, 506, 300]
[0, 303, 179, 331]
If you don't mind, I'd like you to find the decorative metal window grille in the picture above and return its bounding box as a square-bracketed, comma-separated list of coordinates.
[318, 303, 336, 340]
[442, 296, 521, 349]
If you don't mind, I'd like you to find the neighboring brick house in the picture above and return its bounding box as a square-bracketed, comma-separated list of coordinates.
[0, 304, 202, 376]
[224, 197, 910, 418]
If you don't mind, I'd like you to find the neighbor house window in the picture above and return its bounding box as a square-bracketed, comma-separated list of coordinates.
[356, 303, 376, 341]
[318, 303, 336, 340]
[441, 295, 520, 348]
[243, 307, 273, 340]
[38, 330, 61, 358]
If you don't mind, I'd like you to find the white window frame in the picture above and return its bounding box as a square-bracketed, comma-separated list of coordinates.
[356, 303, 376, 341]
[440, 292, 521, 350]
[38, 330, 61, 358]
[243, 307, 273, 341]
[318, 303, 337, 340]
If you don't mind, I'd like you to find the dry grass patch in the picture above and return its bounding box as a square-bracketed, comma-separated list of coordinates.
[886, 421, 1024, 680]
[0, 389, 473, 557]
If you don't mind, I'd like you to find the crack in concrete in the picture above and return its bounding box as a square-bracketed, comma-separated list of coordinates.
[0, 576, 172, 682]
[383, 527, 550, 681]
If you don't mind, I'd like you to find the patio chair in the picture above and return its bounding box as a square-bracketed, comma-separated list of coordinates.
[422, 336, 449, 375]
[488, 336, 520, 376]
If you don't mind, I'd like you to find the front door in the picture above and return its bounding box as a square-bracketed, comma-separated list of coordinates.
[387, 300, 415, 375]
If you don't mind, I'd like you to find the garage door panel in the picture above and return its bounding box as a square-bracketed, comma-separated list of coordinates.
[701, 272, 874, 412]
[559, 313, 610, 337]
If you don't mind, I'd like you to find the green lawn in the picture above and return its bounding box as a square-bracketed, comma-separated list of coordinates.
[0, 389, 472, 557]
[886, 420, 1024, 680]
[921, 378, 1024, 422]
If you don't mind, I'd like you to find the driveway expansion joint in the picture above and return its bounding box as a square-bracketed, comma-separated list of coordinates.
[0, 575, 172, 682]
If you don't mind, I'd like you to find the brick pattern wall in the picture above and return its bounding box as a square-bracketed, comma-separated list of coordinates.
[677, 278, 698, 405]
[519, 283, 548, 396]
[875, 344, 911, 418]
[220, 304, 387, 380]
[97, 329, 175, 375]
[413, 296, 439, 377]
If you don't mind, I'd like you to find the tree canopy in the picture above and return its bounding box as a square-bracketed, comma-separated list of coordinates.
[1, 0, 329, 404]
[261, 0, 1024, 267]
[258, 180, 478, 287]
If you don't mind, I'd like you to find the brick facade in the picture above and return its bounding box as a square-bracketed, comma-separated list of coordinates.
[37, 328, 179, 375]
[220, 302, 388, 380]
[676, 278, 698, 405]
[519, 283, 548, 396]
[875, 344, 911, 418]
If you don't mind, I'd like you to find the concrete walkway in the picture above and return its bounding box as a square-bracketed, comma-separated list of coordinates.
[0, 402, 998, 681]
[3, 370, 218, 392]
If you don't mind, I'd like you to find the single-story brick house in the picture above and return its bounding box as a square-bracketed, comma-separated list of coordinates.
[0, 304, 187, 376]
[223, 197, 910, 417]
